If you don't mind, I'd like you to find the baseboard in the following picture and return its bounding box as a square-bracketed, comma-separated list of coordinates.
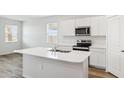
[89, 65, 106, 70]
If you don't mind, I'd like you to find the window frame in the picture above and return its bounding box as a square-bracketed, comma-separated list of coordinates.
[4, 24, 18, 43]
[47, 23, 58, 44]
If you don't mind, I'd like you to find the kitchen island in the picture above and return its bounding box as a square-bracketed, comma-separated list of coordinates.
[15, 47, 91, 78]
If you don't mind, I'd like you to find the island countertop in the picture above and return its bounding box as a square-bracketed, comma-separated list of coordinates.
[15, 47, 91, 63]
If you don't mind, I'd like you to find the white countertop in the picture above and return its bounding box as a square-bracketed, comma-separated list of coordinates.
[15, 47, 91, 63]
[90, 45, 106, 49]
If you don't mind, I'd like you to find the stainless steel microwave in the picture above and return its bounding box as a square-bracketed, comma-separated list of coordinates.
[75, 26, 90, 36]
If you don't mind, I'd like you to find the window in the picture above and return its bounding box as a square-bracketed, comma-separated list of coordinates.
[47, 23, 58, 44]
[5, 25, 18, 42]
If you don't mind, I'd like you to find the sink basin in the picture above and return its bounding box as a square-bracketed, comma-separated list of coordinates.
[48, 49, 71, 53]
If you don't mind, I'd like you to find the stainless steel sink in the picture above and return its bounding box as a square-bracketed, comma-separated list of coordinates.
[48, 49, 71, 53]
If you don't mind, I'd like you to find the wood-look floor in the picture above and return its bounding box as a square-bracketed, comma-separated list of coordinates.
[0, 53, 116, 78]
[89, 67, 116, 78]
[0, 53, 23, 78]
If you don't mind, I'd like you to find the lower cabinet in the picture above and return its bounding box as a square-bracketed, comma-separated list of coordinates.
[23, 54, 88, 78]
[90, 48, 106, 69]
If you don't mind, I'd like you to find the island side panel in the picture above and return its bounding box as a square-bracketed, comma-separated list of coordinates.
[23, 54, 88, 78]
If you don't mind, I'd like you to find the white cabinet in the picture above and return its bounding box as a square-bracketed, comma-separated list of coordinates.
[90, 48, 106, 69]
[75, 18, 90, 28]
[91, 16, 107, 36]
[59, 16, 107, 36]
[99, 16, 107, 35]
[59, 19, 75, 36]
[90, 17, 99, 35]
[23, 54, 88, 78]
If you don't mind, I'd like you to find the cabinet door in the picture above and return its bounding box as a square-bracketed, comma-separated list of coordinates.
[23, 54, 44, 77]
[75, 18, 90, 28]
[97, 49, 106, 68]
[59, 19, 75, 36]
[98, 16, 107, 36]
[90, 48, 106, 68]
[90, 50, 98, 66]
[91, 16, 107, 36]
[91, 17, 99, 36]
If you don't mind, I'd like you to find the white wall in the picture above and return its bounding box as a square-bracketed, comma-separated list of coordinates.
[23, 20, 46, 48]
[23, 16, 70, 48]
[23, 16, 106, 48]
[0, 17, 22, 55]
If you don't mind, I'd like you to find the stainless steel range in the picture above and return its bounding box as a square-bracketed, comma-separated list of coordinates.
[73, 40, 92, 51]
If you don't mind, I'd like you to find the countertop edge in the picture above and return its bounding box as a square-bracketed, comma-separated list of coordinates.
[14, 50, 91, 63]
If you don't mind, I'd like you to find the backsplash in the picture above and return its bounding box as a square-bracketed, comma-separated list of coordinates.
[58, 36, 106, 46]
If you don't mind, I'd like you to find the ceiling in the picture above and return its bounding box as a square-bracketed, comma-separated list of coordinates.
[0, 15, 50, 21]
[0, 15, 100, 21]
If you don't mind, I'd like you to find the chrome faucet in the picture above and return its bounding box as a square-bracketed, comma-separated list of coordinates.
[52, 45, 58, 52]
[53, 46, 57, 52]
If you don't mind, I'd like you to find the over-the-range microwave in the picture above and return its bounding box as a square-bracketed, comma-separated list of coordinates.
[75, 26, 91, 36]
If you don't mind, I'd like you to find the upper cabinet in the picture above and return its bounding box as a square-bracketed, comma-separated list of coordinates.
[59, 16, 107, 36]
[90, 17, 99, 35]
[98, 16, 107, 36]
[59, 19, 75, 36]
[75, 18, 90, 28]
[91, 16, 107, 36]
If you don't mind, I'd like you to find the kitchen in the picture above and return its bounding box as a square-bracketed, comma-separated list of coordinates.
[0, 15, 123, 78]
